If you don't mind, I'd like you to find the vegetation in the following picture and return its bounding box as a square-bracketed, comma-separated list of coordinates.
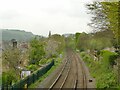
[64, 32, 118, 88]
[2, 1, 119, 89]
[28, 52, 65, 88]
[26, 34, 65, 88]
[29, 38, 45, 65]
[45, 34, 65, 58]
[2, 48, 21, 86]
[86, 2, 119, 37]
[75, 30, 114, 52]
[86, 1, 120, 55]
[80, 50, 118, 88]
[2, 31, 66, 88]
[86, 1, 120, 87]
[64, 34, 75, 49]
[101, 2, 119, 39]
[0, 75, 2, 87]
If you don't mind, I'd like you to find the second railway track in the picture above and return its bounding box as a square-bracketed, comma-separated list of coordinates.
[48, 49, 88, 89]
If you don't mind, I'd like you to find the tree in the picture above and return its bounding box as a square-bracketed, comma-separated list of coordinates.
[2, 48, 21, 72]
[75, 32, 81, 49]
[86, 1, 119, 45]
[45, 34, 65, 58]
[29, 38, 45, 65]
[101, 2, 119, 39]
[2, 48, 21, 86]
[86, 2, 109, 32]
[86, 1, 120, 85]
[75, 32, 91, 51]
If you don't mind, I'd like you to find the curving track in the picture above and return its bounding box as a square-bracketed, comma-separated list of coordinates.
[48, 49, 88, 89]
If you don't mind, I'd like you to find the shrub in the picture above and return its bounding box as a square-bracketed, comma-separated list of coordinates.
[2, 70, 17, 86]
[26, 64, 37, 71]
[79, 48, 85, 52]
[80, 51, 118, 88]
[39, 58, 49, 65]
[80, 52, 86, 58]
[109, 54, 118, 66]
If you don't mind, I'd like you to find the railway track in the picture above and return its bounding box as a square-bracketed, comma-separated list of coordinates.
[62, 50, 77, 88]
[48, 49, 88, 89]
[74, 52, 88, 89]
[48, 52, 71, 89]
[72, 51, 79, 89]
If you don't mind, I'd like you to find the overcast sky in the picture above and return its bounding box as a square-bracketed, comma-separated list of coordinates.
[0, 0, 99, 36]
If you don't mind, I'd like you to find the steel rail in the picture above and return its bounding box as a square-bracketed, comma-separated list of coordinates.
[48, 56, 70, 90]
[72, 52, 78, 89]
[76, 53, 87, 89]
[59, 65, 71, 89]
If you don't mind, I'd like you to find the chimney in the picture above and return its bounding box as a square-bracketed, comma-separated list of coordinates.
[49, 31, 51, 37]
[11, 39, 17, 48]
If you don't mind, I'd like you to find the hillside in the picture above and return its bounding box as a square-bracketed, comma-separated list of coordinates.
[1, 29, 35, 41]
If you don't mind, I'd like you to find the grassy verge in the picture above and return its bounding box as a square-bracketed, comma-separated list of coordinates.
[80, 50, 118, 88]
[28, 52, 65, 88]
[0, 75, 2, 86]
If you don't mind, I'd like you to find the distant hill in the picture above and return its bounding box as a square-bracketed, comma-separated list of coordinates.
[1, 29, 35, 41]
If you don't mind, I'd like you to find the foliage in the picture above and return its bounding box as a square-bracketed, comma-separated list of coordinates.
[65, 34, 75, 49]
[28, 52, 64, 88]
[45, 34, 65, 58]
[2, 48, 21, 75]
[75, 32, 81, 48]
[29, 38, 45, 65]
[2, 69, 18, 86]
[86, 1, 120, 45]
[26, 64, 38, 71]
[80, 50, 118, 88]
[97, 72, 117, 88]
[86, 2, 108, 32]
[75, 30, 113, 52]
[2, 49, 21, 86]
[109, 54, 118, 67]
[101, 2, 119, 39]
[50, 34, 65, 53]
[75, 32, 89, 50]
[39, 58, 53, 65]
[100, 50, 118, 68]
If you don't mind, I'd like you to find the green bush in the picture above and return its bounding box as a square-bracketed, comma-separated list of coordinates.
[80, 52, 86, 58]
[51, 54, 57, 58]
[109, 54, 118, 66]
[29, 38, 45, 65]
[79, 48, 85, 52]
[2, 70, 17, 86]
[97, 50, 101, 55]
[97, 72, 117, 88]
[39, 58, 48, 65]
[39, 58, 53, 65]
[80, 51, 118, 88]
[0, 75, 2, 85]
[26, 64, 37, 71]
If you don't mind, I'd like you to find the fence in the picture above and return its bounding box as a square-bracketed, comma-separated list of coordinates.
[2, 60, 54, 90]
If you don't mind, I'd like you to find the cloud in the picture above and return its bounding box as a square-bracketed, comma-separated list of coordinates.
[0, 0, 93, 36]
[0, 10, 20, 20]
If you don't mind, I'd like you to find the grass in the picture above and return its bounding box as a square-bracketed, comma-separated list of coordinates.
[28, 52, 65, 88]
[80, 50, 118, 88]
[0, 75, 2, 86]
